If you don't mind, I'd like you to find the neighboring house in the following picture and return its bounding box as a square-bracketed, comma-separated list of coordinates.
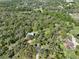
[0, 0, 12, 2]
[65, 0, 74, 3]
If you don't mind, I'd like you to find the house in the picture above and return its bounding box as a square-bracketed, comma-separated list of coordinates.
[65, 0, 74, 3]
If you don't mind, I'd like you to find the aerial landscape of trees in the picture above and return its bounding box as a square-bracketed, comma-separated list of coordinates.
[0, 0, 79, 59]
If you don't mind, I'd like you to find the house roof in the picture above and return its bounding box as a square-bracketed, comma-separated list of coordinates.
[65, 0, 74, 2]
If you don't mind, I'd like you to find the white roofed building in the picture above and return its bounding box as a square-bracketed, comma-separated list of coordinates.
[65, 0, 74, 3]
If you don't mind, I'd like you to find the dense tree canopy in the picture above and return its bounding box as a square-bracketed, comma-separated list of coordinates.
[0, 0, 79, 59]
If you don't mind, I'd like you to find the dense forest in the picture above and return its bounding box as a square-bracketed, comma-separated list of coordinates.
[0, 0, 79, 59]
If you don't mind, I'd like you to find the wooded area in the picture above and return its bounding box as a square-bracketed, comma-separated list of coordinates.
[0, 0, 79, 59]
